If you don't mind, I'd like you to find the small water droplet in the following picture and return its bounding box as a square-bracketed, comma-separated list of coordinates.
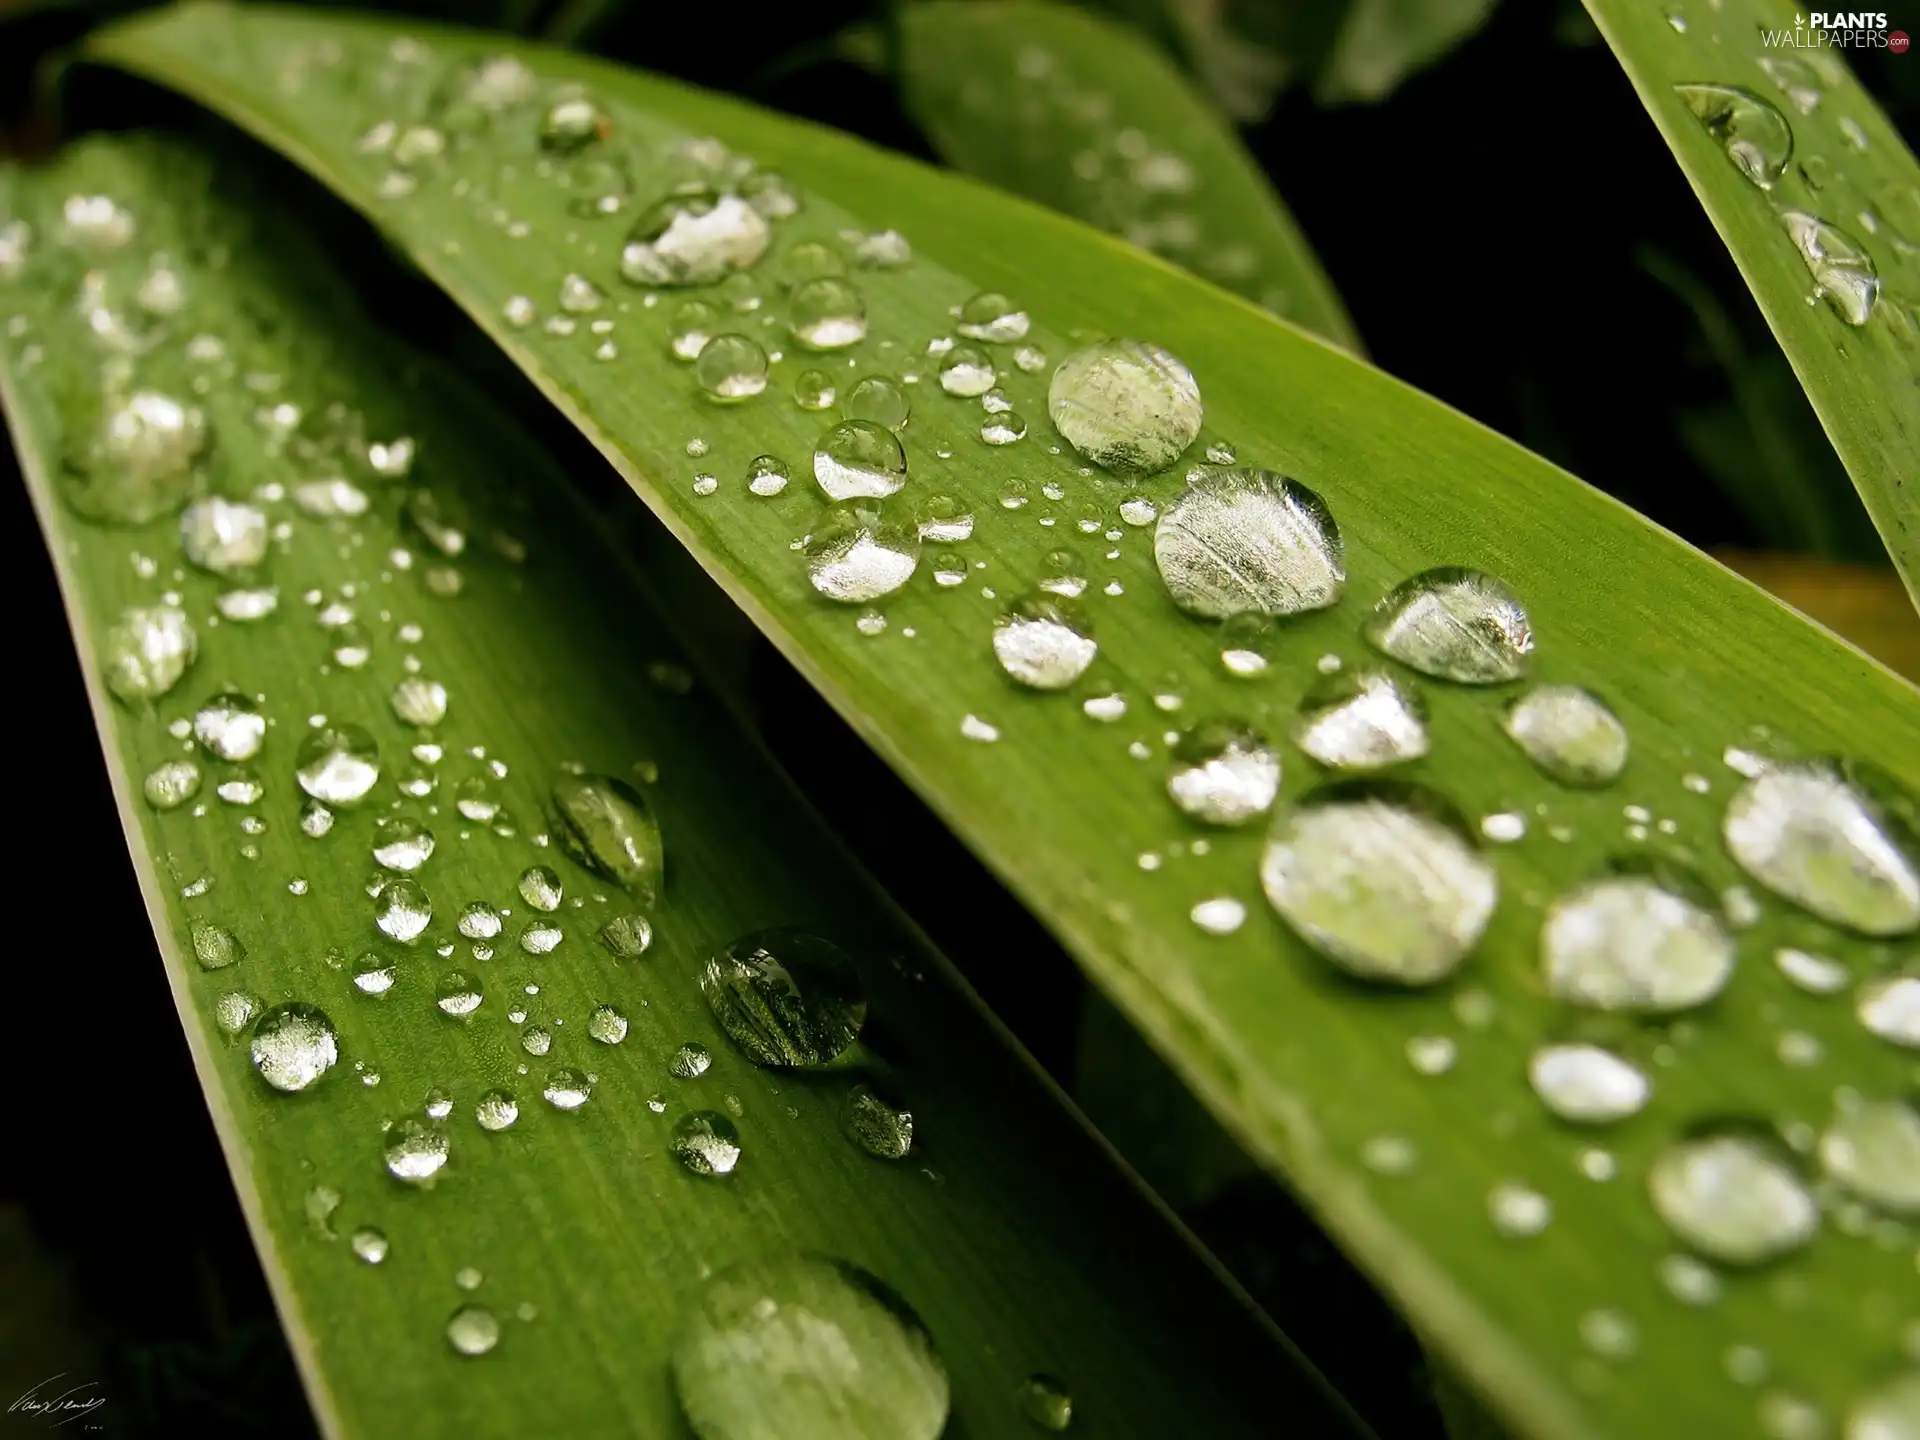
[845, 374, 912, 431]
[1166, 721, 1280, 824]
[938, 345, 996, 397]
[1820, 1098, 1919, 1214]
[793, 368, 838, 410]
[1261, 782, 1495, 983]
[104, 605, 197, 702]
[789, 276, 868, 349]
[435, 969, 483, 1018]
[351, 1227, 389, 1265]
[980, 412, 1028, 446]
[1488, 1181, 1552, 1236]
[518, 864, 564, 912]
[1772, 946, 1849, 994]
[814, 420, 907, 502]
[1648, 1131, 1817, 1264]
[1363, 568, 1532, 684]
[1857, 974, 1919, 1048]
[1502, 685, 1629, 786]
[1781, 211, 1879, 325]
[1190, 896, 1248, 935]
[542, 1066, 593, 1110]
[992, 594, 1097, 689]
[446, 1304, 499, 1356]
[213, 990, 260, 1035]
[1048, 339, 1201, 474]
[1016, 1374, 1073, 1431]
[249, 1002, 337, 1092]
[672, 1110, 743, 1175]
[1529, 1044, 1651, 1122]
[296, 724, 381, 806]
[960, 713, 1000, 743]
[588, 1004, 629, 1045]
[1292, 669, 1428, 771]
[1405, 1034, 1457, 1074]
[701, 929, 867, 1067]
[955, 291, 1029, 342]
[621, 189, 769, 286]
[351, 952, 396, 995]
[372, 815, 435, 873]
[143, 758, 202, 809]
[1674, 84, 1794, 187]
[599, 912, 654, 958]
[844, 1083, 914, 1159]
[695, 333, 770, 400]
[1362, 1133, 1418, 1175]
[670, 1041, 713, 1079]
[1579, 1309, 1637, 1360]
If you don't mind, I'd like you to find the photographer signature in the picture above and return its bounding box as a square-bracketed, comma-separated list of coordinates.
[7, 1376, 106, 1431]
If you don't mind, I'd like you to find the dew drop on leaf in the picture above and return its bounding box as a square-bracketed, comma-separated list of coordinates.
[1501, 684, 1629, 786]
[104, 605, 196, 702]
[249, 1002, 338, 1093]
[179, 496, 269, 575]
[543, 1067, 593, 1110]
[814, 420, 907, 501]
[1647, 1131, 1817, 1264]
[446, 1304, 499, 1356]
[672, 1110, 743, 1176]
[1673, 83, 1794, 187]
[1154, 466, 1344, 619]
[1780, 211, 1879, 325]
[1541, 861, 1734, 1012]
[143, 758, 201, 809]
[1292, 669, 1428, 771]
[68, 390, 206, 524]
[1819, 1098, 1920, 1215]
[295, 724, 381, 806]
[1047, 339, 1201, 474]
[805, 504, 920, 602]
[475, 1089, 519, 1132]
[845, 374, 911, 432]
[1857, 974, 1919, 1048]
[992, 594, 1097, 690]
[701, 928, 867, 1068]
[620, 189, 769, 287]
[695, 333, 770, 400]
[1016, 1374, 1073, 1431]
[548, 773, 662, 900]
[1166, 720, 1280, 825]
[789, 276, 868, 350]
[1528, 1044, 1651, 1123]
[1362, 568, 1532, 684]
[844, 1084, 914, 1160]
[375, 878, 433, 942]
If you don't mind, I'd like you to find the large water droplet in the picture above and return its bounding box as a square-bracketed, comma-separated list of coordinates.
[249, 1002, 338, 1092]
[1674, 84, 1794, 187]
[104, 605, 196, 702]
[696, 333, 770, 400]
[845, 375, 911, 432]
[1166, 721, 1281, 825]
[1048, 339, 1202, 474]
[1722, 759, 1920, 937]
[548, 773, 662, 900]
[68, 390, 206, 524]
[372, 815, 435, 872]
[1153, 466, 1344, 619]
[1820, 1098, 1920, 1215]
[621, 189, 769, 286]
[992, 595, 1097, 690]
[1292, 670, 1428, 771]
[1502, 685, 1629, 786]
[956, 291, 1030, 342]
[844, 1084, 914, 1160]
[672, 1256, 948, 1440]
[1528, 1043, 1651, 1123]
[543, 1067, 594, 1110]
[1260, 781, 1496, 983]
[814, 420, 907, 501]
[375, 878, 432, 942]
[701, 929, 867, 1068]
[1363, 568, 1532, 683]
[1648, 1131, 1817, 1264]
[672, 1110, 743, 1176]
[295, 724, 381, 806]
[390, 676, 448, 728]
[805, 504, 920, 603]
[1541, 861, 1734, 1012]
[179, 497, 268, 575]
[937, 345, 996, 397]
[789, 277, 868, 350]
[385, 1116, 450, 1182]
[1781, 211, 1880, 325]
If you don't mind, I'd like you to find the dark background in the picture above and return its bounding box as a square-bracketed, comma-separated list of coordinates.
[2, 1, 1914, 1435]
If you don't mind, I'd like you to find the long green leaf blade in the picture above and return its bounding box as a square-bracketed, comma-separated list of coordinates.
[1582, 0, 1920, 608]
[895, 0, 1361, 349]
[0, 133, 1348, 1439]
[93, 9, 1920, 1436]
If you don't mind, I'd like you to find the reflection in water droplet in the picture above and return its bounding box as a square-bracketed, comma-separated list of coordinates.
[446, 1304, 500, 1356]
[543, 1067, 594, 1110]
[436, 970, 483, 1018]
[671, 1042, 713, 1078]
[213, 991, 260, 1036]
[190, 918, 244, 971]
[1649, 1132, 1817, 1264]
[351, 952, 396, 995]
[1017, 1374, 1073, 1431]
[375, 878, 433, 942]
[916, 494, 974, 543]
[696, 333, 770, 400]
[458, 901, 503, 940]
[672, 1256, 948, 1440]
[1502, 685, 1629, 786]
[701, 929, 868, 1068]
[1857, 974, 1919, 1048]
[144, 758, 202, 809]
[1820, 1099, 1920, 1214]
[814, 420, 907, 501]
[844, 1084, 914, 1159]
[672, 1110, 743, 1175]
[476, 1089, 519, 1132]
[600, 913, 654, 958]
[372, 815, 435, 873]
[1488, 1182, 1552, 1237]
[1529, 1044, 1651, 1123]
[1542, 863, 1734, 1012]
[1260, 782, 1495, 983]
[845, 375, 911, 432]
[1363, 568, 1532, 684]
[351, 1227, 389, 1264]
[296, 725, 381, 806]
[805, 505, 920, 603]
[104, 606, 196, 702]
[1154, 467, 1344, 619]
[1674, 84, 1794, 187]
[1722, 760, 1920, 937]
[1167, 721, 1281, 825]
[980, 412, 1028, 446]
[938, 346, 996, 397]
[992, 595, 1097, 690]
[179, 497, 268, 575]
[589, 1004, 629, 1044]
[518, 865, 564, 912]
[746, 454, 790, 497]
[1781, 211, 1879, 325]
[956, 291, 1029, 342]
[621, 189, 769, 287]
[793, 369, 838, 411]
[390, 676, 448, 728]
[249, 1003, 338, 1092]
[1048, 339, 1202, 474]
[790, 277, 868, 350]
[549, 774, 663, 900]
[69, 390, 206, 525]
[1293, 670, 1428, 771]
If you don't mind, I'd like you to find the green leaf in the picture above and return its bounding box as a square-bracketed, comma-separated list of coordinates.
[1310, 0, 1500, 105]
[1581, 0, 1920, 609]
[895, 1, 1361, 348]
[0, 133, 1352, 1439]
[92, 8, 1920, 1436]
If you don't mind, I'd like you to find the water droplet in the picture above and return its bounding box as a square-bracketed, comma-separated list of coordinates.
[104, 605, 196, 702]
[295, 725, 381, 806]
[540, 94, 605, 151]
[372, 815, 435, 873]
[542, 1066, 593, 1110]
[1405, 1034, 1457, 1074]
[805, 504, 920, 602]
[468, 1087, 518, 1132]
[621, 189, 769, 286]
[1048, 340, 1202, 474]
[937, 345, 996, 398]
[1502, 685, 1629, 786]
[517, 864, 563, 912]
[844, 1084, 914, 1159]
[1542, 860, 1734, 1012]
[1488, 1181, 1552, 1237]
[701, 929, 867, 1068]
[1858, 974, 1919, 1048]
[189, 917, 244, 971]
[1166, 721, 1280, 824]
[249, 1002, 338, 1092]
[1292, 669, 1428, 771]
[792, 369, 838, 413]
[388, 675, 448, 729]
[672, 1256, 947, 1440]
[67, 390, 207, 525]
[980, 413, 1027, 445]
[960, 713, 1000, 743]
[1363, 568, 1532, 683]
[671, 1041, 713, 1078]
[1362, 1133, 1418, 1175]
[955, 291, 1029, 342]
[1579, 1309, 1637, 1361]
[842, 375, 910, 433]
[351, 952, 396, 995]
[1154, 466, 1343, 619]
[519, 919, 564, 955]
[588, 1004, 629, 1044]
[1781, 211, 1879, 325]
[436, 969, 483, 1018]
[1674, 84, 1793, 187]
[1118, 496, 1157, 527]
[446, 1304, 499, 1356]
[695, 333, 770, 400]
[814, 420, 907, 502]
[144, 757, 202, 809]
[1722, 759, 1919, 936]
[1845, 1371, 1920, 1440]
[1016, 1374, 1073, 1431]
[1650, 1131, 1817, 1264]
[375, 878, 432, 942]
[672, 1110, 742, 1175]
[790, 277, 868, 350]
[1770, 947, 1847, 995]
[351, 1227, 389, 1264]
[1529, 1044, 1651, 1122]
[548, 773, 662, 900]
[991, 594, 1097, 689]
[178, 497, 268, 576]
[520, 1026, 552, 1057]
[1820, 1098, 1919, 1214]
[1260, 782, 1496, 984]
[600, 912, 654, 958]
[213, 990, 260, 1035]
[915, 494, 974, 543]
